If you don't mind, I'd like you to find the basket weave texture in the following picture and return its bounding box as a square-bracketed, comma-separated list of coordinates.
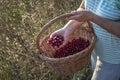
[37, 13, 96, 76]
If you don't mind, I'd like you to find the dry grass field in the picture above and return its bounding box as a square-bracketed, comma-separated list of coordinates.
[0, 0, 92, 80]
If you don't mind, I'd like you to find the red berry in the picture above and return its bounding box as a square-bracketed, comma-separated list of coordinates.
[53, 37, 90, 58]
[47, 35, 64, 48]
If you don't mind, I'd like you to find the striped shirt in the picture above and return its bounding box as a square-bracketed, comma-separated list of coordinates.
[85, 0, 120, 64]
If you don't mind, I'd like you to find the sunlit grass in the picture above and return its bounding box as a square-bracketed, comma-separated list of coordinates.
[0, 0, 92, 80]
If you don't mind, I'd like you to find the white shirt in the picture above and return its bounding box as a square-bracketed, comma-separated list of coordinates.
[85, 0, 120, 64]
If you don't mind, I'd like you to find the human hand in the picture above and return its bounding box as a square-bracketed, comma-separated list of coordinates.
[49, 28, 68, 49]
[50, 28, 65, 39]
[49, 27, 76, 49]
[69, 10, 94, 22]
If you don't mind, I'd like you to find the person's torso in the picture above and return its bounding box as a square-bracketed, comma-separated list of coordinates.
[85, 0, 120, 64]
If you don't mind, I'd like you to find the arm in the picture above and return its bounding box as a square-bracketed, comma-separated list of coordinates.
[50, 1, 86, 46]
[77, 0, 85, 11]
[92, 14, 120, 37]
[67, 1, 120, 37]
[63, 0, 85, 30]
[69, 10, 120, 37]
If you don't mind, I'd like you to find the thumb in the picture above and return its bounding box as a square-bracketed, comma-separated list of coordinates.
[49, 32, 56, 39]
[58, 41, 66, 49]
[49, 34, 53, 39]
[58, 35, 69, 48]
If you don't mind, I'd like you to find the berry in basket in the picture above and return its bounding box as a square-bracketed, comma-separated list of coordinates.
[54, 37, 90, 58]
[47, 35, 64, 48]
[47, 34, 90, 58]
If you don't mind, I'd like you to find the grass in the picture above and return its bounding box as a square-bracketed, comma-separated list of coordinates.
[0, 0, 92, 80]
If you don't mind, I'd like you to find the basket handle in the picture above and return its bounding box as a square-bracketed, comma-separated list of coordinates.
[87, 21, 95, 34]
[39, 13, 73, 35]
[36, 13, 95, 52]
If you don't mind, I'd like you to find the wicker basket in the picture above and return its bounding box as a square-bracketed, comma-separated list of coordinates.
[36, 13, 96, 76]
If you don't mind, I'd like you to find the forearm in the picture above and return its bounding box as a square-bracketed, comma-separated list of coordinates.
[77, 0, 85, 11]
[63, 1, 85, 30]
[63, 20, 82, 30]
[92, 14, 120, 37]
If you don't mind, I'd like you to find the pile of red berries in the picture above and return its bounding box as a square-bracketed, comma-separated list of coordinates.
[47, 35, 64, 48]
[47, 35, 90, 58]
[54, 37, 90, 58]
